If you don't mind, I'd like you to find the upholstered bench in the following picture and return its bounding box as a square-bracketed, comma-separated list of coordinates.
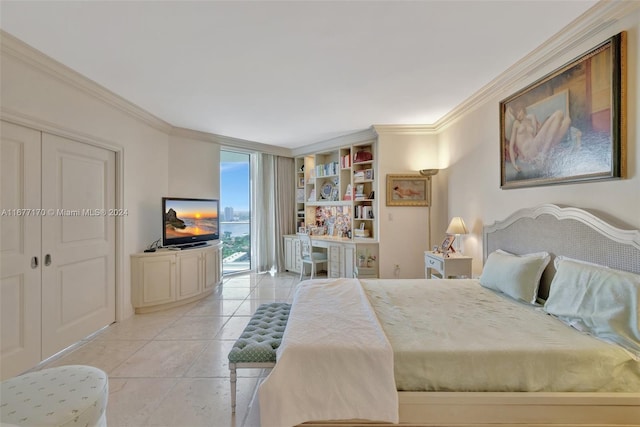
[228, 302, 290, 413]
[0, 365, 108, 427]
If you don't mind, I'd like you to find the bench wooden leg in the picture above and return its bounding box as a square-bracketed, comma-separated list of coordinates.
[230, 363, 237, 413]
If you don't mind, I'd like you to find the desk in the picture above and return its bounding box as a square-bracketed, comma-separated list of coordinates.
[283, 235, 378, 278]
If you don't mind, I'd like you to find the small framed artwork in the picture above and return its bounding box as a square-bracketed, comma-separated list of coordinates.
[298, 177, 305, 188]
[500, 32, 626, 189]
[386, 174, 430, 206]
[365, 169, 374, 180]
[440, 235, 455, 253]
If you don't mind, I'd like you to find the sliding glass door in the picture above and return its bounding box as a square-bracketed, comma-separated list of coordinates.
[220, 150, 251, 274]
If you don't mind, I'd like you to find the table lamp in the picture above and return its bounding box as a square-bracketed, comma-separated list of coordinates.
[446, 217, 468, 254]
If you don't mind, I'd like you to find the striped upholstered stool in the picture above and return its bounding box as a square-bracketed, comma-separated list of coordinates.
[228, 302, 290, 413]
[0, 365, 108, 427]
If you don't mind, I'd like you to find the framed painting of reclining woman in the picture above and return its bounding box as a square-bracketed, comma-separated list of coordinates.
[499, 32, 626, 189]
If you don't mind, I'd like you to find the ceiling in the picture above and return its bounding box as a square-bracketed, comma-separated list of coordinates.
[0, 1, 598, 149]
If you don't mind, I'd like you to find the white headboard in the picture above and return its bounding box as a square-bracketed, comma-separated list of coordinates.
[483, 204, 640, 300]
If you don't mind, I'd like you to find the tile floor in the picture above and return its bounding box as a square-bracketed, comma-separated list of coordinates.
[38, 271, 301, 427]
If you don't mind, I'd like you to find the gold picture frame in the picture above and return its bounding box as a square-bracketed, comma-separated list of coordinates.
[386, 174, 430, 206]
[499, 32, 626, 189]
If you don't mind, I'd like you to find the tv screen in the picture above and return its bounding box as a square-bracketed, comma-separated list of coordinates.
[162, 197, 219, 248]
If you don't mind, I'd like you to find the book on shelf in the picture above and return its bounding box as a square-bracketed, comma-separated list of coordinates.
[308, 189, 316, 201]
[340, 154, 351, 169]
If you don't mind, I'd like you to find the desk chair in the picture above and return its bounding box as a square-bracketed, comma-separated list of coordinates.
[297, 233, 328, 280]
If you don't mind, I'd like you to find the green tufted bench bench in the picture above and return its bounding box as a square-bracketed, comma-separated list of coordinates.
[228, 302, 291, 413]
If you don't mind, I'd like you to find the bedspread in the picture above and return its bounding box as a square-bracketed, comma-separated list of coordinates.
[362, 279, 640, 392]
[258, 278, 398, 427]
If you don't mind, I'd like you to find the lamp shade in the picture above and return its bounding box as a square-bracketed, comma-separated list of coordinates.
[446, 217, 468, 235]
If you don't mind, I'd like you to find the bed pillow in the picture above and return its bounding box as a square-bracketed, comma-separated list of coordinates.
[553, 255, 608, 270]
[479, 250, 550, 304]
[544, 258, 640, 355]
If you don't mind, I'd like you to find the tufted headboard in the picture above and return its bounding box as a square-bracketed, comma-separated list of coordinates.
[483, 204, 640, 300]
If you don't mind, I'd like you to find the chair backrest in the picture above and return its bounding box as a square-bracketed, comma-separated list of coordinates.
[297, 233, 312, 259]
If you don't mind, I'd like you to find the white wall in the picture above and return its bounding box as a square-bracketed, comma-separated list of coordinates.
[440, 10, 640, 277]
[168, 133, 220, 199]
[376, 131, 440, 278]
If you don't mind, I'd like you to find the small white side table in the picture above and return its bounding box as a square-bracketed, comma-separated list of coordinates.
[424, 251, 472, 279]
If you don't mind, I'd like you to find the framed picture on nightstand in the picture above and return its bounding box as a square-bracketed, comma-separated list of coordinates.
[440, 235, 455, 253]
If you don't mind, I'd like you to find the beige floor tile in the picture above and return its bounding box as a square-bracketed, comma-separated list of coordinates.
[145, 377, 258, 427]
[154, 316, 229, 340]
[215, 316, 251, 340]
[251, 286, 293, 301]
[110, 340, 208, 378]
[106, 378, 178, 427]
[215, 286, 255, 299]
[185, 340, 264, 378]
[94, 315, 178, 341]
[185, 298, 243, 316]
[233, 300, 273, 316]
[44, 339, 147, 374]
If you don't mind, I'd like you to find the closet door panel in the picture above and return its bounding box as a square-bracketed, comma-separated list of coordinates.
[0, 121, 42, 379]
[41, 133, 116, 358]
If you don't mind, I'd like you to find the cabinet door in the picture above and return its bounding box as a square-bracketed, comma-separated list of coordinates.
[177, 250, 202, 299]
[342, 245, 355, 278]
[204, 246, 221, 289]
[1, 121, 42, 380]
[41, 133, 116, 360]
[328, 244, 341, 278]
[283, 237, 294, 271]
[135, 255, 176, 306]
[293, 239, 302, 273]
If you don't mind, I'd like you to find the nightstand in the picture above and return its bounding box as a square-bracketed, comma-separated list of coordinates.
[424, 251, 472, 279]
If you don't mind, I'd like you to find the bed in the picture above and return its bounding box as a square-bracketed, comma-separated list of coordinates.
[259, 204, 640, 426]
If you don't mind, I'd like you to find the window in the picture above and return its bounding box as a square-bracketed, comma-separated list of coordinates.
[220, 150, 251, 274]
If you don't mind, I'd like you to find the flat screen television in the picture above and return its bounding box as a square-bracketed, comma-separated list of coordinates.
[162, 197, 219, 248]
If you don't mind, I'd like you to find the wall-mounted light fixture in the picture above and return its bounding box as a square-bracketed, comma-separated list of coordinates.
[418, 169, 439, 177]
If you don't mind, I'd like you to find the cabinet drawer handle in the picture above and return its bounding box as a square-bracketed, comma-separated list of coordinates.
[31, 256, 39, 269]
[44, 254, 52, 266]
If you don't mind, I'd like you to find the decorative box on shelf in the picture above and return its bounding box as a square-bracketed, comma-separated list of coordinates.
[354, 229, 370, 238]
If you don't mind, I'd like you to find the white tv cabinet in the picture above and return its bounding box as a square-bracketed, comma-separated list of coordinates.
[131, 242, 222, 313]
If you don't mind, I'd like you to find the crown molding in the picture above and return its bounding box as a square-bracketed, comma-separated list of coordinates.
[291, 127, 377, 157]
[434, 0, 639, 132]
[373, 124, 437, 135]
[170, 126, 292, 157]
[1, 30, 174, 135]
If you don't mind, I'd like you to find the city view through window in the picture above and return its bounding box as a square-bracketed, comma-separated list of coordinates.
[220, 151, 251, 274]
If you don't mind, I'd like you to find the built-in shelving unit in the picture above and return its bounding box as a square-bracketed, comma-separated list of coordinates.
[295, 141, 377, 241]
[290, 140, 379, 278]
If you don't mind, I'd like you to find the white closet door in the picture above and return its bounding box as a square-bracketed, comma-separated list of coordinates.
[41, 133, 116, 358]
[0, 121, 42, 379]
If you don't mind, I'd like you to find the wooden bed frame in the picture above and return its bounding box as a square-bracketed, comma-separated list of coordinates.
[300, 204, 640, 427]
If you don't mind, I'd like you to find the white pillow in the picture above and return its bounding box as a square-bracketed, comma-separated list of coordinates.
[553, 255, 608, 270]
[544, 258, 640, 356]
[479, 250, 550, 304]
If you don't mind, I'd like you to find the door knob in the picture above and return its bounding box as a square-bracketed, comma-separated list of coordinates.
[44, 254, 52, 266]
[31, 256, 39, 269]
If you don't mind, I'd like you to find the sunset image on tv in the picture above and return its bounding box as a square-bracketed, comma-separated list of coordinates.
[164, 200, 218, 238]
